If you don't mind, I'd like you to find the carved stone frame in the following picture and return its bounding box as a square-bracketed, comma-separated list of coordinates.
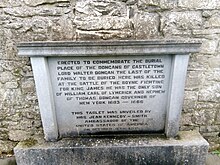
[18, 40, 201, 141]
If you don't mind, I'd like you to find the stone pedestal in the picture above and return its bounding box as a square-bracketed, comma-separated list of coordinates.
[14, 131, 209, 165]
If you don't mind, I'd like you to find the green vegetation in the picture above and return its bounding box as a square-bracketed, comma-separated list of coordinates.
[212, 150, 220, 157]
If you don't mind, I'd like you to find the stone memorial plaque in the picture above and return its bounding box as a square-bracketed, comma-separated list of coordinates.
[48, 55, 171, 136]
[17, 40, 201, 141]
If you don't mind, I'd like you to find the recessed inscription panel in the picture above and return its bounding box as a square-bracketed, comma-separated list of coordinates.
[48, 55, 172, 136]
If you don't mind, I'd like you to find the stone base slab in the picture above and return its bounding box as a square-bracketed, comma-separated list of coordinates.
[14, 131, 209, 165]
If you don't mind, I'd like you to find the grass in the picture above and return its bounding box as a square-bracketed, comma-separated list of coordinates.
[212, 150, 220, 157]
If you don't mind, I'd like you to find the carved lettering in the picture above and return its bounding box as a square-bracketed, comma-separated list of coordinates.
[48, 55, 171, 134]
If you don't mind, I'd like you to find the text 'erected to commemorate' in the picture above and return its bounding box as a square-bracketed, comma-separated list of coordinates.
[48, 55, 172, 136]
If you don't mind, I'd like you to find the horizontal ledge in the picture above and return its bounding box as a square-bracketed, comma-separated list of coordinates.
[15, 131, 208, 149]
[17, 40, 201, 57]
[18, 40, 201, 47]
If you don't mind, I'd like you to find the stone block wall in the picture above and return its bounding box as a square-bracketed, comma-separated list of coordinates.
[0, 0, 219, 156]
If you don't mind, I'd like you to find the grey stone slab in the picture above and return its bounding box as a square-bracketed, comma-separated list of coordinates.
[17, 40, 201, 57]
[30, 57, 59, 141]
[14, 131, 209, 165]
[17, 40, 201, 140]
[165, 54, 189, 137]
[48, 55, 172, 138]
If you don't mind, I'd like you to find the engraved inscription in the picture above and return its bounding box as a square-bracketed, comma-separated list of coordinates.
[48, 55, 172, 136]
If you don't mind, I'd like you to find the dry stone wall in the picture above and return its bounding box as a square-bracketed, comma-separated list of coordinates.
[0, 0, 220, 156]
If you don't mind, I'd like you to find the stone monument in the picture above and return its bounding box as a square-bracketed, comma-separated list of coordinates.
[14, 40, 209, 165]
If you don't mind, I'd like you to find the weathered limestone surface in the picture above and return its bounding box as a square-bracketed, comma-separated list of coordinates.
[74, 0, 132, 40]
[14, 131, 209, 165]
[134, 11, 160, 38]
[24, 0, 70, 7]
[0, 0, 220, 156]
[178, 0, 220, 9]
[161, 11, 203, 36]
